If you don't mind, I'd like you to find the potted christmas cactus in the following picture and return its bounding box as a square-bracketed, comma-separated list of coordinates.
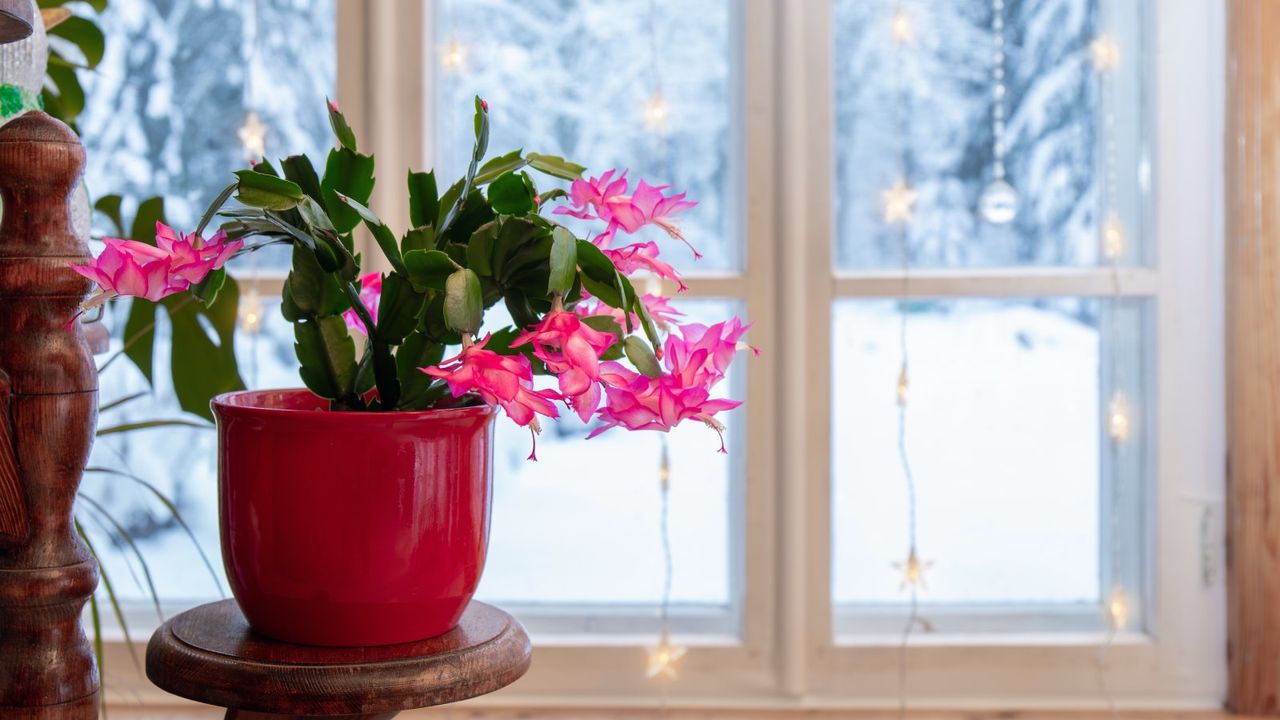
[71, 98, 749, 647]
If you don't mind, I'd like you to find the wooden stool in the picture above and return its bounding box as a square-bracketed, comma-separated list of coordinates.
[146, 599, 531, 720]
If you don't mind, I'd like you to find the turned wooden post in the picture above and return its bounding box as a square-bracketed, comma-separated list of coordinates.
[0, 112, 100, 718]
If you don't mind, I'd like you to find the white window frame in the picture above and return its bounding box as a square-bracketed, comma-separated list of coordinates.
[100, 0, 1225, 712]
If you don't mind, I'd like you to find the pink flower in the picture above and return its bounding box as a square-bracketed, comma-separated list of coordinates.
[421, 335, 561, 456]
[602, 241, 687, 292]
[70, 222, 241, 310]
[554, 169, 630, 225]
[608, 180, 701, 259]
[154, 222, 241, 285]
[342, 272, 382, 335]
[589, 318, 752, 451]
[512, 310, 617, 422]
[70, 238, 184, 306]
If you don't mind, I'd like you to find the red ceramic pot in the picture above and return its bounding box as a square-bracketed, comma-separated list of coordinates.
[212, 389, 496, 647]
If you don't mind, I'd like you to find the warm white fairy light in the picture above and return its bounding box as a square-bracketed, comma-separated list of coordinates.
[646, 632, 687, 680]
[1102, 214, 1126, 261]
[644, 89, 669, 132]
[896, 364, 909, 406]
[238, 288, 264, 335]
[440, 36, 467, 73]
[890, 7, 914, 44]
[882, 179, 918, 224]
[1090, 34, 1121, 72]
[238, 110, 267, 162]
[1107, 391, 1130, 443]
[1106, 586, 1130, 631]
[894, 547, 933, 591]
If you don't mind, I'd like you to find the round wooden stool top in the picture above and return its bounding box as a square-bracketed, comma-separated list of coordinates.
[146, 599, 531, 718]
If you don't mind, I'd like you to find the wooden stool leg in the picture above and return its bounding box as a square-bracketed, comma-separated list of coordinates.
[226, 711, 398, 720]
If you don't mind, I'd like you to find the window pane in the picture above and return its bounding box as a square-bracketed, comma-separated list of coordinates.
[475, 300, 742, 606]
[831, 297, 1149, 614]
[435, 0, 737, 273]
[80, 0, 336, 268]
[832, 0, 1148, 269]
[79, 0, 336, 601]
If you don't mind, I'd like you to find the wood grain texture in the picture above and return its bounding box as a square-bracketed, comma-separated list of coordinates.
[1227, 1, 1280, 715]
[146, 600, 531, 718]
[0, 112, 100, 718]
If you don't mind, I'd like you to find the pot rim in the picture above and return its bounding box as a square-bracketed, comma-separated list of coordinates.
[211, 388, 497, 423]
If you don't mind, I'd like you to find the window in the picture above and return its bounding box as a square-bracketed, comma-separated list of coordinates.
[82, 0, 1223, 710]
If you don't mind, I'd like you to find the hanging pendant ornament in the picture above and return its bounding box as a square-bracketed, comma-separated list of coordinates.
[979, 0, 1018, 224]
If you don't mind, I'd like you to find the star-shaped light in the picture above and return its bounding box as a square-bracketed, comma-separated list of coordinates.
[891, 7, 914, 44]
[1090, 34, 1120, 72]
[894, 547, 933, 592]
[238, 110, 267, 162]
[646, 635, 687, 680]
[644, 89, 669, 132]
[896, 363, 909, 407]
[441, 37, 467, 73]
[1107, 391, 1130, 443]
[1106, 587, 1130, 631]
[1102, 214, 1125, 260]
[882, 179, 917, 224]
[238, 288, 264, 335]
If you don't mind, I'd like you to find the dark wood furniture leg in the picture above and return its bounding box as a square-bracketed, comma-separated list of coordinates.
[0, 113, 100, 718]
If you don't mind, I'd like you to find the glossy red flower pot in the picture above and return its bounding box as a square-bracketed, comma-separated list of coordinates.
[212, 389, 496, 647]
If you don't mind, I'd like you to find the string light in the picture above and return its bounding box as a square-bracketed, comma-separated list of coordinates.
[1090, 34, 1120, 72]
[238, 288, 264, 335]
[890, 6, 913, 45]
[1102, 214, 1126, 261]
[882, 179, 918, 224]
[643, 89, 669, 132]
[896, 363, 909, 406]
[894, 547, 932, 591]
[440, 36, 467, 73]
[238, 110, 267, 163]
[1107, 391, 1130, 443]
[1105, 586, 1130, 632]
[646, 631, 686, 680]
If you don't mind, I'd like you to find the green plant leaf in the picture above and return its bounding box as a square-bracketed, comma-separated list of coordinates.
[488, 171, 534, 216]
[444, 268, 482, 334]
[396, 330, 447, 410]
[624, 336, 663, 378]
[327, 98, 358, 151]
[526, 152, 587, 180]
[404, 249, 457, 292]
[165, 278, 246, 421]
[374, 273, 424, 344]
[281, 155, 327, 209]
[474, 149, 528, 186]
[334, 192, 406, 275]
[233, 169, 303, 211]
[321, 147, 376, 234]
[294, 315, 357, 401]
[547, 226, 577, 295]
[93, 194, 124, 235]
[466, 222, 497, 276]
[48, 15, 104, 68]
[407, 170, 438, 228]
[401, 226, 435, 254]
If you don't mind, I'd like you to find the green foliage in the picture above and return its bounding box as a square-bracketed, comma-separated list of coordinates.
[180, 95, 678, 412]
[95, 196, 246, 422]
[38, 0, 108, 131]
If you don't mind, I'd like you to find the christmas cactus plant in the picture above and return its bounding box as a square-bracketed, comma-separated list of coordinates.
[72, 98, 750, 455]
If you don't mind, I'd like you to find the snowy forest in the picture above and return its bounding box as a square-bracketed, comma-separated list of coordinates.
[72, 0, 1136, 609]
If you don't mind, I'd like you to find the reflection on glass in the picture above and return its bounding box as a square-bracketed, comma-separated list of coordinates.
[831, 298, 1111, 604]
[435, 0, 736, 273]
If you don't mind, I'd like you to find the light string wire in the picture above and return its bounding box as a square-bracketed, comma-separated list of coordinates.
[885, 2, 925, 718]
[1091, 12, 1131, 717]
